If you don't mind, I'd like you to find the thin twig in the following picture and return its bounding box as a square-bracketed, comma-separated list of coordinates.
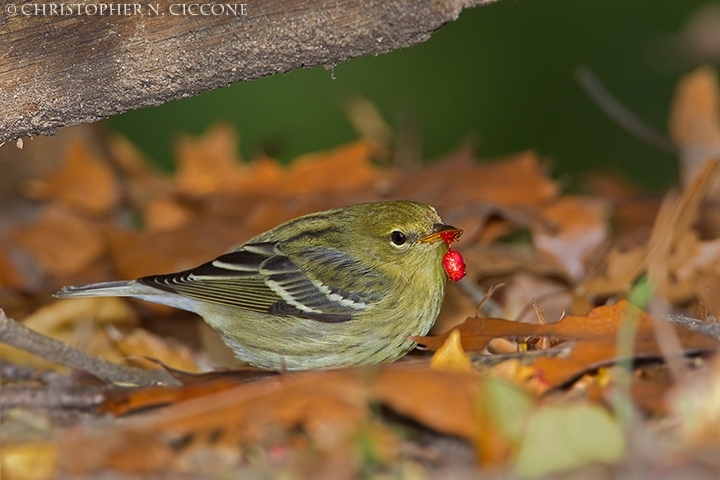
[647, 298, 688, 383]
[531, 301, 552, 350]
[0, 386, 108, 410]
[664, 314, 720, 341]
[457, 278, 503, 317]
[574, 65, 677, 154]
[0, 310, 180, 387]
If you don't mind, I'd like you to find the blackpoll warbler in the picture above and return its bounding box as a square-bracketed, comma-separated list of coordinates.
[56, 201, 464, 370]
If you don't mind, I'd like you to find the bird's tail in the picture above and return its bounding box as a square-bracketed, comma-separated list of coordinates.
[54, 281, 140, 299]
[55, 280, 199, 314]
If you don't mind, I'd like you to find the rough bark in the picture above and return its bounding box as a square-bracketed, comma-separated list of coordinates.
[0, 0, 493, 144]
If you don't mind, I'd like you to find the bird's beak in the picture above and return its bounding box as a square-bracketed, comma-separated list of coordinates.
[420, 223, 463, 244]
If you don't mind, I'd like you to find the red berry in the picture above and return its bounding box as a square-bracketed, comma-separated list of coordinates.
[440, 230, 459, 246]
[442, 249, 466, 282]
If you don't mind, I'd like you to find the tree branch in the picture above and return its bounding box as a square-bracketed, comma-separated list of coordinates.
[0, 309, 181, 386]
[0, 0, 493, 144]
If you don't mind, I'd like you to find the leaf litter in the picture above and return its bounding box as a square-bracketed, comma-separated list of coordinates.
[1, 68, 720, 479]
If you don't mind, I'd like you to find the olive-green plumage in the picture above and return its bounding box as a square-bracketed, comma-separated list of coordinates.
[56, 201, 460, 370]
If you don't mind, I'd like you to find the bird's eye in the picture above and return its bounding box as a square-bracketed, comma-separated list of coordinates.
[390, 231, 407, 246]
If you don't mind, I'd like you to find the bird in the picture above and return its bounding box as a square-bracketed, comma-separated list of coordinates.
[56, 201, 463, 370]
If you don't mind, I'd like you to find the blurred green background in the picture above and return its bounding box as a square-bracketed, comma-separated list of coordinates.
[109, 0, 715, 190]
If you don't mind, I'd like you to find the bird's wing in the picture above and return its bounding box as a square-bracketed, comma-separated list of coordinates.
[137, 241, 382, 323]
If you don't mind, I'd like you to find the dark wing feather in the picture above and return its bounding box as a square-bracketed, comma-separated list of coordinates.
[138, 246, 281, 313]
[137, 241, 382, 323]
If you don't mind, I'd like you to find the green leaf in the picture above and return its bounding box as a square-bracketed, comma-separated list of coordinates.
[514, 403, 625, 478]
[628, 275, 654, 309]
[483, 378, 534, 442]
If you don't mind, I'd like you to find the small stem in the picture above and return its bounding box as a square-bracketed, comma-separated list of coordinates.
[612, 306, 640, 428]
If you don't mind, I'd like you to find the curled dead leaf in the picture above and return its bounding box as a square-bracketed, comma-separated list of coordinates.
[429, 329, 473, 372]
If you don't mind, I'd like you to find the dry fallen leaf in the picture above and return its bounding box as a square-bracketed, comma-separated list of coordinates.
[141, 195, 194, 232]
[285, 140, 382, 196]
[7, 102, 720, 478]
[397, 149, 557, 209]
[25, 140, 120, 216]
[461, 243, 568, 280]
[22, 297, 137, 333]
[502, 272, 571, 323]
[61, 364, 481, 474]
[0, 298, 137, 372]
[486, 359, 548, 396]
[416, 301, 719, 387]
[580, 159, 720, 302]
[580, 245, 648, 298]
[116, 328, 201, 373]
[532, 196, 610, 280]
[432, 280, 479, 334]
[173, 123, 246, 196]
[0, 241, 27, 289]
[375, 365, 480, 440]
[62, 371, 372, 474]
[106, 218, 244, 281]
[11, 205, 104, 278]
[430, 329, 473, 372]
[0, 442, 58, 480]
[668, 66, 720, 189]
[669, 352, 720, 448]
